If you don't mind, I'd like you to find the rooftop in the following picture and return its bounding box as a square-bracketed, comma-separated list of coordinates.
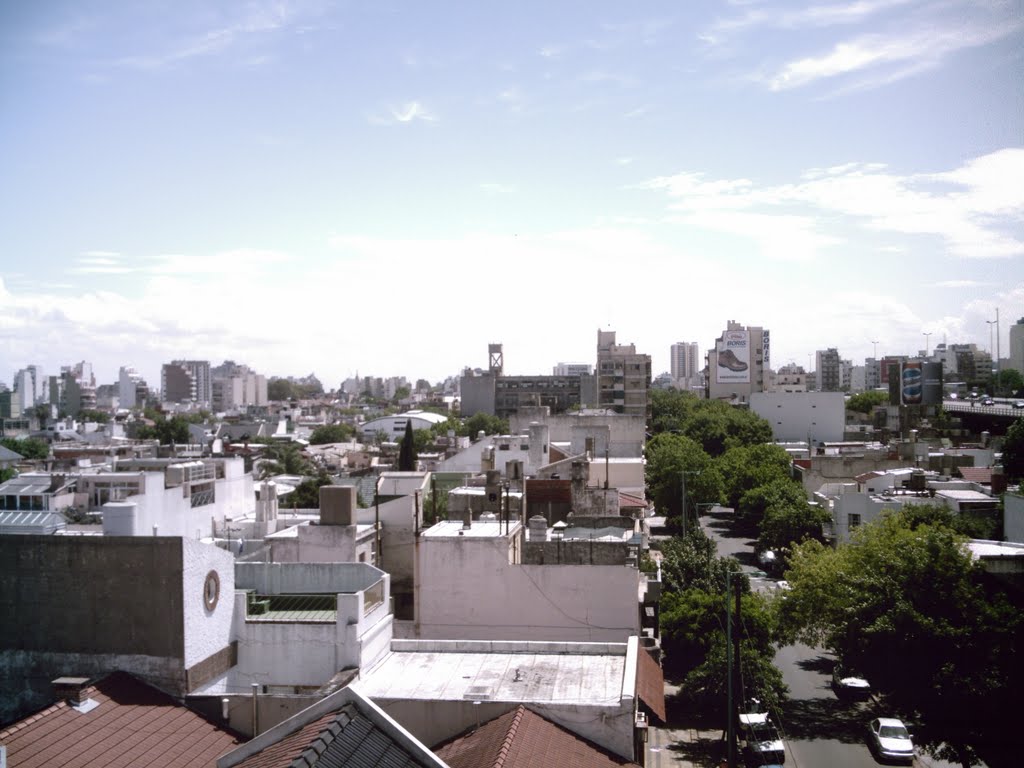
[435, 705, 639, 768]
[421, 520, 520, 539]
[0, 671, 242, 768]
[357, 640, 627, 706]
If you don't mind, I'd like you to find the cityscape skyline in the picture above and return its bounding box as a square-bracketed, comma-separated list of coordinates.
[1, 1, 1021, 387]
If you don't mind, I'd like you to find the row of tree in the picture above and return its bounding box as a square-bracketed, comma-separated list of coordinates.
[778, 504, 1021, 767]
[646, 391, 828, 553]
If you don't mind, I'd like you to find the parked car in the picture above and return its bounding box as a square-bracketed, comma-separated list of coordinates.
[867, 717, 914, 764]
[739, 705, 786, 765]
[831, 664, 870, 699]
[1013, 401, 1024, 409]
[982, 398, 995, 406]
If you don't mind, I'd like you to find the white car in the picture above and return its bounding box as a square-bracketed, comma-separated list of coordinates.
[831, 664, 870, 699]
[867, 717, 914, 764]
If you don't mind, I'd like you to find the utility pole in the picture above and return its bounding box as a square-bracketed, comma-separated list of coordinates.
[681, 472, 687, 537]
[725, 570, 736, 768]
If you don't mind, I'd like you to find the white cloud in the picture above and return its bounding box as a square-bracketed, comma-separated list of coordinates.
[640, 149, 1024, 260]
[932, 280, 990, 288]
[766, 22, 1018, 91]
[113, 1, 294, 70]
[369, 101, 437, 125]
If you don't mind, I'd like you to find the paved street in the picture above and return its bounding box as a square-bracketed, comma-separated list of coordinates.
[696, 507, 982, 768]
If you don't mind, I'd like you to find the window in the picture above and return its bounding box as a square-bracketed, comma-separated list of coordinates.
[848, 513, 862, 529]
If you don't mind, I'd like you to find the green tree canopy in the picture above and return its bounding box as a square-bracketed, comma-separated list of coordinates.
[645, 433, 723, 522]
[995, 367, 1023, 395]
[1002, 416, 1024, 482]
[398, 421, 417, 471]
[1, 437, 49, 460]
[717, 443, 794, 513]
[76, 409, 110, 424]
[755, 490, 829, 554]
[649, 390, 772, 456]
[308, 423, 356, 445]
[777, 512, 1021, 767]
[464, 412, 509, 439]
[135, 415, 192, 445]
[845, 390, 888, 414]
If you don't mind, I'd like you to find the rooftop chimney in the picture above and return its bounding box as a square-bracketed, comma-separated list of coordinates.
[320, 485, 356, 526]
[52, 677, 91, 706]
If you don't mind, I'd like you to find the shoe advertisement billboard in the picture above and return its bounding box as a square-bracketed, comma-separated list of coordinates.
[717, 330, 750, 384]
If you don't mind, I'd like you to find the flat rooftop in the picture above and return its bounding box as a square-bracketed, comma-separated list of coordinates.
[358, 640, 627, 705]
[421, 520, 520, 538]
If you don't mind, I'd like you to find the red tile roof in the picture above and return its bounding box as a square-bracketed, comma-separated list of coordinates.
[958, 466, 993, 484]
[0, 671, 242, 768]
[434, 705, 639, 768]
[618, 492, 648, 510]
[635, 648, 666, 723]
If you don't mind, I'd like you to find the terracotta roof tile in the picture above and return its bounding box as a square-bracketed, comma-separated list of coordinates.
[0, 671, 242, 768]
[435, 705, 640, 768]
[958, 466, 993, 483]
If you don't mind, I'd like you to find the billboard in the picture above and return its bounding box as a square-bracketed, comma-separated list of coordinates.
[896, 361, 943, 406]
[901, 361, 922, 405]
[716, 330, 750, 384]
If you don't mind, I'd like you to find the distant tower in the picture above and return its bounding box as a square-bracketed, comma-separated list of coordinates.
[489, 343, 503, 375]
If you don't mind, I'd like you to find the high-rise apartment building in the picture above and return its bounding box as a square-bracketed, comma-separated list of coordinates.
[1010, 317, 1024, 375]
[706, 321, 769, 402]
[552, 362, 593, 376]
[670, 342, 700, 387]
[596, 329, 651, 417]
[118, 366, 150, 410]
[815, 348, 842, 392]
[162, 360, 212, 405]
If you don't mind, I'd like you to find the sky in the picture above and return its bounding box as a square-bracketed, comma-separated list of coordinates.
[1, 0, 1022, 391]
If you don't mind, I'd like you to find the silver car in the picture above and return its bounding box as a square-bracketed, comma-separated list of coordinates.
[867, 717, 914, 764]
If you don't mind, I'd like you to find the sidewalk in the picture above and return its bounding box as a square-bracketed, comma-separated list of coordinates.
[646, 724, 724, 767]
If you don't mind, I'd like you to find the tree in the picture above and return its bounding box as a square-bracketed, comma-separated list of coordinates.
[267, 378, 295, 401]
[649, 389, 772, 454]
[1002, 417, 1024, 482]
[846, 390, 888, 414]
[464, 412, 508, 439]
[645, 433, 723, 523]
[257, 441, 314, 478]
[777, 513, 1021, 767]
[398, 421, 417, 471]
[76, 409, 110, 424]
[756, 491, 829, 553]
[309, 424, 356, 445]
[288, 472, 333, 508]
[717, 443, 794, 513]
[655, 526, 787, 717]
[1, 437, 49, 460]
[995, 367, 1023, 396]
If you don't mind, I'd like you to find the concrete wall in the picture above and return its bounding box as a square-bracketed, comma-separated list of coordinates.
[102, 459, 254, 538]
[1006, 492, 1024, 544]
[269, 523, 375, 564]
[235, 562, 386, 594]
[511, 408, 645, 458]
[522, 540, 632, 565]
[415, 535, 640, 642]
[356, 496, 419, 616]
[182, 537, 236, 670]
[797, 455, 907, 496]
[750, 392, 846, 444]
[0, 536, 196, 722]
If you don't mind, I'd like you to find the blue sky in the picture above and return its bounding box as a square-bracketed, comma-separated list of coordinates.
[1, 0, 1022, 390]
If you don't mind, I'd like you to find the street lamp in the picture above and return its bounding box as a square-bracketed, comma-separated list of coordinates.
[923, 332, 932, 356]
[987, 320, 997, 392]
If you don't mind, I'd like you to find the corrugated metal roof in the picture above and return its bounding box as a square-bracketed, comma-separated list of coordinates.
[635, 648, 666, 723]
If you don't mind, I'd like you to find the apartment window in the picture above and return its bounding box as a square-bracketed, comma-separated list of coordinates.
[849, 513, 862, 529]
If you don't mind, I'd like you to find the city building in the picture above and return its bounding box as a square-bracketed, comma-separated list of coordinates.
[749, 392, 846, 445]
[596, 330, 651, 417]
[162, 360, 212, 406]
[118, 366, 150, 409]
[1010, 317, 1024, 375]
[552, 362, 592, 376]
[706, 321, 769, 402]
[670, 342, 700, 388]
[815, 348, 842, 392]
